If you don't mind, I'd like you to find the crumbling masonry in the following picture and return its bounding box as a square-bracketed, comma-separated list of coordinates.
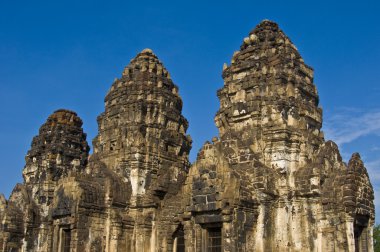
[0, 20, 375, 252]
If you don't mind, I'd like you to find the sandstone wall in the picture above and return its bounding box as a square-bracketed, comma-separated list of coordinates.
[0, 20, 374, 252]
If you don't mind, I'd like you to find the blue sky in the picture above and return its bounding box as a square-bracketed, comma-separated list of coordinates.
[0, 0, 379, 221]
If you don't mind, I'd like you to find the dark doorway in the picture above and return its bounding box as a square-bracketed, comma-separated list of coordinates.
[173, 225, 185, 252]
[207, 227, 222, 252]
[354, 215, 369, 252]
[61, 228, 71, 252]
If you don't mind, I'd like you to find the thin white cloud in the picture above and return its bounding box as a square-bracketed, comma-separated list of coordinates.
[323, 109, 380, 145]
[371, 146, 380, 151]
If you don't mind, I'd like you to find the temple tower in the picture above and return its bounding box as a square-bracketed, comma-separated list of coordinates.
[215, 20, 324, 185]
[0, 21, 375, 252]
[178, 20, 374, 252]
[93, 48, 191, 205]
[92, 49, 192, 250]
[23, 109, 89, 217]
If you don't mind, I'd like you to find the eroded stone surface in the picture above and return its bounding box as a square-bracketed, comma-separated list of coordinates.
[0, 21, 375, 252]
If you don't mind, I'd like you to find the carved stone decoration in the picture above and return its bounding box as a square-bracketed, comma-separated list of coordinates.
[0, 21, 375, 252]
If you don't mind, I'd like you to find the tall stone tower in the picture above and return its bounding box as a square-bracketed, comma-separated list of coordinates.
[23, 109, 90, 216]
[89, 48, 192, 251]
[176, 20, 375, 252]
[92, 48, 191, 206]
[216, 20, 323, 181]
[0, 110, 90, 251]
[0, 21, 375, 252]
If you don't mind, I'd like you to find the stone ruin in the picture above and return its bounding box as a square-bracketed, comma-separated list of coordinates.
[0, 20, 375, 252]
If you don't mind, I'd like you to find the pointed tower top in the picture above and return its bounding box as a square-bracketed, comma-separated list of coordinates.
[136, 48, 157, 59]
[24, 108, 89, 186]
[223, 20, 311, 78]
[141, 48, 154, 54]
[93, 49, 191, 184]
[47, 109, 83, 127]
[252, 19, 279, 31]
[238, 20, 296, 52]
[216, 20, 321, 140]
[348, 152, 366, 172]
[121, 49, 171, 79]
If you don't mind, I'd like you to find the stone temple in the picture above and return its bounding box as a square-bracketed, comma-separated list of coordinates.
[0, 20, 375, 252]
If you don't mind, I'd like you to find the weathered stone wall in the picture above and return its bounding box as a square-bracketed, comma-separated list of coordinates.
[90, 48, 192, 251]
[172, 20, 374, 252]
[0, 20, 375, 252]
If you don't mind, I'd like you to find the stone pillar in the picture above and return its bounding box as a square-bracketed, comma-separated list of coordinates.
[254, 204, 265, 252]
[223, 222, 233, 252]
[345, 217, 355, 252]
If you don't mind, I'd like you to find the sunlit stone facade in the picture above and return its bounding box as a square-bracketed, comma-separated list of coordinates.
[0, 21, 374, 252]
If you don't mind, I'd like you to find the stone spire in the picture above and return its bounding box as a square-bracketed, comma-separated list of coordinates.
[22, 109, 89, 215]
[93, 49, 191, 204]
[215, 20, 323, 174]
[0, 22, 375, 252]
